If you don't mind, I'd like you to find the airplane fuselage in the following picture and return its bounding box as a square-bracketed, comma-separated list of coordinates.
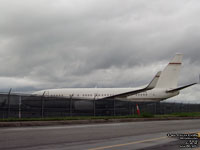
[33, 88, 179, 102]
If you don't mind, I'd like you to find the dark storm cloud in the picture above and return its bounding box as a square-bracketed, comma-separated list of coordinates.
[0, 0, 199, 102]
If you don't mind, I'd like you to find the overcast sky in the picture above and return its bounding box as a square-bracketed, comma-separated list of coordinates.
[0, 0, 200, 103]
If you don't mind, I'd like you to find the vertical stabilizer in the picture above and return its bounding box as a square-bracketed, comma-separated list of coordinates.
[156, 54, 183, 89]
[146, 71, 161, 89]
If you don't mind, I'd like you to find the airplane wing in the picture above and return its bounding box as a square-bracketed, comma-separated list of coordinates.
[166, 82, 197, 93]
[0, 90, 36, 97]
[0, 88, 45, 97]
[100, 71, 161, 99]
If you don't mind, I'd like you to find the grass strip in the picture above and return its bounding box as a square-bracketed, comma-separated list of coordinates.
[155, 112, 200, 118]
[0, 112, 200, 122]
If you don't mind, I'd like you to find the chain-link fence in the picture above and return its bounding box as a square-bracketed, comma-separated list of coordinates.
[0, 94, 200, 118]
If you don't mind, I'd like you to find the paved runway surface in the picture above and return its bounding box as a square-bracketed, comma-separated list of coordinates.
[1, 119, 200, 150]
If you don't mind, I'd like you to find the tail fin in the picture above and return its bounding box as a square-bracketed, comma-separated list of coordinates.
[146, 71, 161, 89]
[156, 54, 183, 89]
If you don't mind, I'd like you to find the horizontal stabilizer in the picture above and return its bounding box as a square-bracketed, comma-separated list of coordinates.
[166, 83, 197, 93]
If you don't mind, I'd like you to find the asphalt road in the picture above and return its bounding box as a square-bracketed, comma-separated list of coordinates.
[1, 119, 200, 150]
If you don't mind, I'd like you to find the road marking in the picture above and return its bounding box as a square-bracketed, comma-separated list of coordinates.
[88, 136, 167, 150]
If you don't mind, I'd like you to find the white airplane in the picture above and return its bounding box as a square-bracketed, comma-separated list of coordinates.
[33, 54, 197, 102]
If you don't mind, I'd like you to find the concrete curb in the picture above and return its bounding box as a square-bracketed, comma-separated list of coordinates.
[1, 117, 200, 127]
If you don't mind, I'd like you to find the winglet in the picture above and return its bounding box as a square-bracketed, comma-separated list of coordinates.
[146, 71, 161, 90]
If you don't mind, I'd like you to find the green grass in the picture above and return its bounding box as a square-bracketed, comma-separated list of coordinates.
[140, 112, 154, 118]
[155, 112, 200, 118]
[0, 115, 145, 122]
[1, 112, 200, 122]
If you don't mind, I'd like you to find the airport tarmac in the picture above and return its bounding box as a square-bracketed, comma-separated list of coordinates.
[0, 119, 200, 150]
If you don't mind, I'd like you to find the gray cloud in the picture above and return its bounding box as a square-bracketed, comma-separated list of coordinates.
[0, 0, 200, 102]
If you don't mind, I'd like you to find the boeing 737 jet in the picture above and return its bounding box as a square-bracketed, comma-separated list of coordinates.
[33, 54, 197, 102]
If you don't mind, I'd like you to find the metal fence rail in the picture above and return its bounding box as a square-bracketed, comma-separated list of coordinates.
[0, 95, 200, 118]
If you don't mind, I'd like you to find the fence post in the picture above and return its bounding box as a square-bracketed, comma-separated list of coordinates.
[113, 99, 116, 116]
[129, 100, 131, 115]
[41, 91, 46, 118]
[19, 95, 21, 119]
[70, 94, 73, 116]
[199, 103, 200, 112]
[93, 94, 97, 116]
[7, 88, 12, 118]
